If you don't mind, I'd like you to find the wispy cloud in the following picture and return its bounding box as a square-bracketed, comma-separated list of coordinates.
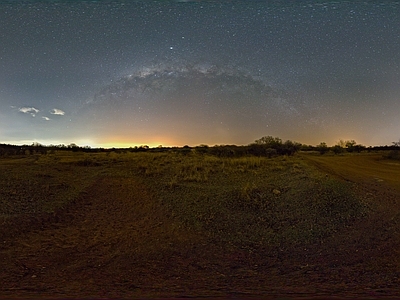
[50, 108, 65, 115]
[42, 116, 51, 121]
[19, 107, 39, 117]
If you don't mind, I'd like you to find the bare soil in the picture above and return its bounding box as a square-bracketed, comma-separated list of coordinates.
[1, 154, 399, 299]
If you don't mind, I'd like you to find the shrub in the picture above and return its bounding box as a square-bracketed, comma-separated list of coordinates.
[332, 145, 344, 155]
[317, 142, 329, 155]
[385, 150, 400, 160]
[75, 157, 101, 166]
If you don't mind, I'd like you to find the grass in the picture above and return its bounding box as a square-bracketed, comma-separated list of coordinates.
[0, 151, 369, 248]
[124, 152, 369, 247]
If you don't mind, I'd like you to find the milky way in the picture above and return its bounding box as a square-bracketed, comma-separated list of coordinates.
[1, 1, 400, 147]
[90, 64, 290, 120]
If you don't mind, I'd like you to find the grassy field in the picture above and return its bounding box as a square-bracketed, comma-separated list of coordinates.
[0, 150, 399, 298]
[1, 151, 369, 246]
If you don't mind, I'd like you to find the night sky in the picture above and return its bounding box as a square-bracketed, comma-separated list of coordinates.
[1, 1, 400, 148]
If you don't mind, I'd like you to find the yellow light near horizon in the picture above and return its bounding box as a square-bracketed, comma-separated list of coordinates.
[95, 135, 180, 149]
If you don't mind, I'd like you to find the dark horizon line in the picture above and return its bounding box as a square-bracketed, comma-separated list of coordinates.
[1, 141, 400, 150]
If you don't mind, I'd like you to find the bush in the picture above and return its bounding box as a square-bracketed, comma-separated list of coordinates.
[332, 145, 344, 155]
[385, 150, 400, 160]
[75, 158, 101, 166]
[249, 136, 300, 157]
[317, 142, 329, 155]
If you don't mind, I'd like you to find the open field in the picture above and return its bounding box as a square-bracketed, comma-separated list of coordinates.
[0, 151, 399, 299]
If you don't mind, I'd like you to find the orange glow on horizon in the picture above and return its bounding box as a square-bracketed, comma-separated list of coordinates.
[94, 135, 181, 148]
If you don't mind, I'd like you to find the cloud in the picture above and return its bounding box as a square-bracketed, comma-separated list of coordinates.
[19, 107, 39, 117]
[50, 108, 65, 115]
[42, 116, 51, 121]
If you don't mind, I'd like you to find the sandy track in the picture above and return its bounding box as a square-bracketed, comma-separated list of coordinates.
[301, 153, 400, 192]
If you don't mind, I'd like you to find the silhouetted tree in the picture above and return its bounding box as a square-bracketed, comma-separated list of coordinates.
[345, 140, 357, 152]
[337, 140, 346, 148]
[180, 145, 192, 155]
[250, 136, 300, 156]
[353, 144, 366, 153]
[332, 145, 344, 155]
[317, 142, 329, 155]
[280, 140, 301, 155]
[254, 136, 282, 149]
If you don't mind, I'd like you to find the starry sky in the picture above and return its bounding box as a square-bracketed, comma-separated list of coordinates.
[1, 0, 400, 148]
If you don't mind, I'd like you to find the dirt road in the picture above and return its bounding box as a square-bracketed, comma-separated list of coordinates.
[301, 153, 400, 192]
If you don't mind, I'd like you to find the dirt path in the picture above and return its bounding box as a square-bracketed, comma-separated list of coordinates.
[1, 170, 400, 298]
[301, 153, 400, 192]
[0, 177, 207, 298]
[299, 153, 400, 297]
[301, 153, 400, 221]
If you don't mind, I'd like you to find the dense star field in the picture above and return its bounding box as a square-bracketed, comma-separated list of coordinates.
[1, 0, 400, 147]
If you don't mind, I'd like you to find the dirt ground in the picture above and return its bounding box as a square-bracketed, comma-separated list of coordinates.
[1, 154, 399, 299]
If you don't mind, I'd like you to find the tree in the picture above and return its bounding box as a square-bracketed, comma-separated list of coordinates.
[332, 145, 344, 155]
[68, 143, 79, 152]
[252, 136, 300, 156]
[387, 139, 400, 160]
[254, 136, 282, 149]
[337, 140, 346, 148]
[345, 140, 357, 152]
[281, 140, 301, 155]
[317, 142, 329, 155]
[353, 144, 366, 153]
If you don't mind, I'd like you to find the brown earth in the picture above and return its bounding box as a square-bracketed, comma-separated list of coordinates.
[1, 154, 400, 299]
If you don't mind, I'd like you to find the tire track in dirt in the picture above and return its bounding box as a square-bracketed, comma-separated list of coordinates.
[0, 176, 208, 298]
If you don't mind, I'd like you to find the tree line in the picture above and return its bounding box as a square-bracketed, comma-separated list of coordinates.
[1, 137, 399, 158]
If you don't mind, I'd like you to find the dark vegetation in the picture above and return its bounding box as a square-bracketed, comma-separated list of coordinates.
[1, 136, 399, 159]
